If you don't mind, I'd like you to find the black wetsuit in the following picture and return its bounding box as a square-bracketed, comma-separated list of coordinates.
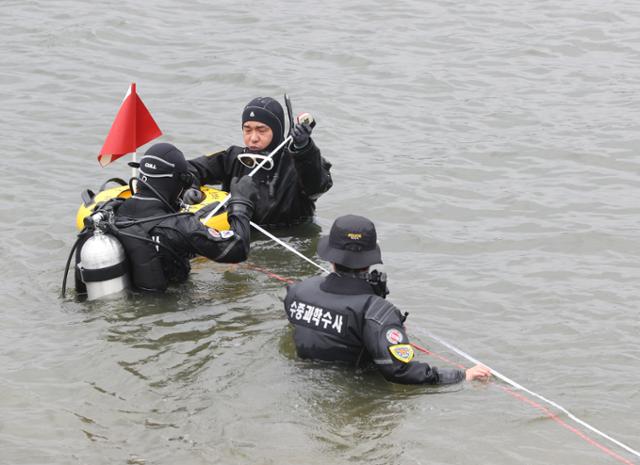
[113, 194, 251, 292]
[284, 273, 465, 385]
[188, 140, 332, 228]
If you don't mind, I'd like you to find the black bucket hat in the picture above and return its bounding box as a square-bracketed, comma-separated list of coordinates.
[318, 215, 382, 269]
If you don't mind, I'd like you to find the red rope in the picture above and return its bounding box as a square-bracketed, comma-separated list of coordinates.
[411, 342, 466, 369]
[499, 386, 635, 465]
[411, 340, 635, 465]
[242, 262, 296, 284]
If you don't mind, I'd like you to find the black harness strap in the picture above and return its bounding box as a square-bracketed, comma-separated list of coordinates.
[78, 258, 129, 283]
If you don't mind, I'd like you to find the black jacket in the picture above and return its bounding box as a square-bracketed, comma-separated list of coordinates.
[188, 140, 332, 227]
[284, 273, 465, 385]
[114, 194, 251, 292]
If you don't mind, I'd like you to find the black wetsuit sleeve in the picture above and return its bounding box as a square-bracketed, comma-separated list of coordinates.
[168, 214, 250, 264]
[187, 149, 232, 187]
[225, 203, 252, 258]
[362, 299, 465, 385]
[287, 139, 332, 199]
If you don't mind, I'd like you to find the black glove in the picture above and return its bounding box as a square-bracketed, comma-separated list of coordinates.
[291, 122, 313, 149]
[182, 188, 205, 205]
[228, 176, 258, 219]
[230, 176, 258, 203]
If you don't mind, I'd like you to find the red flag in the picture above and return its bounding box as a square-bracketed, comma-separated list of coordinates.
[98, 83, 162, 167]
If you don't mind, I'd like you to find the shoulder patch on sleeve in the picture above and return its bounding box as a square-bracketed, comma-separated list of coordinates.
[385, 328, 404, 344]
[207, 228, 235, 239]
[389, 344, 414, 363]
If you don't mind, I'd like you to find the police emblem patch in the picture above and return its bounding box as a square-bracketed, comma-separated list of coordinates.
[389, 344, 414, 363]
[385, 328, 403, 344]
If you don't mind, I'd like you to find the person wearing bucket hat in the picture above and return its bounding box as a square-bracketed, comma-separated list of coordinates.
[284, 214, 491, 385]
[317, 214, 383, 270]
[108, 142, 258, 292]
[184, 96, 332, 228]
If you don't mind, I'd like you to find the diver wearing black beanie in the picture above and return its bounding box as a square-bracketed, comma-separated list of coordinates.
[241, 97, 285, 153]
[186, 96, 333, 229]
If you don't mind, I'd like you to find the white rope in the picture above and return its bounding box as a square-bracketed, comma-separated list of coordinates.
[421, 330, 640, 459]
[239, 227, 640, 458]
[249, 221, 330, 274]
[195, 132, 639, 460]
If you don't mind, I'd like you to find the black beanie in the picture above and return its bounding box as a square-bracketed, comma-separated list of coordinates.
[241, 97, 285, 152]
[137, 143, 189, 204]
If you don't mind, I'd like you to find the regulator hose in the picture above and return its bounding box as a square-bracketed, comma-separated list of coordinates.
[114, 211, 191, 228]
[63, 178, 199, 299]
[128, 177, 177, 212]
[61, 229, 89, 298]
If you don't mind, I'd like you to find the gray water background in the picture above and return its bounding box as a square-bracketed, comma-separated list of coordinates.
[1, 1, 639, 464]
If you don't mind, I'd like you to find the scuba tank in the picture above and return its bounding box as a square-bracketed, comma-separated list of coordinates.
[76, 211, 130, 301]
[61, 169, 195, 300]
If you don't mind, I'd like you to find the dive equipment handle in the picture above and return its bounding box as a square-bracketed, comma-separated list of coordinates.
[284, 93, 294, 135]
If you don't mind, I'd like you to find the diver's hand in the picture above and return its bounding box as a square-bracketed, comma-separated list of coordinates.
[465, 364, 492, 382]
[230, 176, 258, 204]
[291, 122, 313, 149]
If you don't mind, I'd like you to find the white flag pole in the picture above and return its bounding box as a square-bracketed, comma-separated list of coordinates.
[131, 151, 137, 191]
[129, 83, 137, 191]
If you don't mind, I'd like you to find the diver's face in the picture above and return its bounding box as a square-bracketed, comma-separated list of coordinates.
[242, 121, 273, 152]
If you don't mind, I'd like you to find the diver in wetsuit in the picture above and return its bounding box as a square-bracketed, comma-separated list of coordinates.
[75, 142, 257, 294]
[185, 97, 332, 229]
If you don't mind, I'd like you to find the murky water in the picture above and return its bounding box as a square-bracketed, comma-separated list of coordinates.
[1, 1, 639, 464]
